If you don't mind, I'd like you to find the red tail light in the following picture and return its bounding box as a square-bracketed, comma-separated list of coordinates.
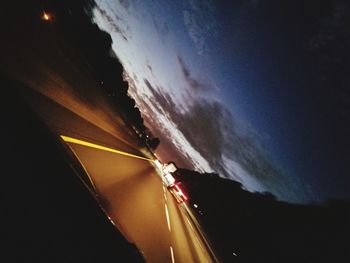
[174, 184, 188, 201]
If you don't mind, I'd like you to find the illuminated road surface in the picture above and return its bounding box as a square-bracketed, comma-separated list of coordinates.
[18, 88, 215, 262]
[61, 135, 213, 262]
[15, 87, 215, 262]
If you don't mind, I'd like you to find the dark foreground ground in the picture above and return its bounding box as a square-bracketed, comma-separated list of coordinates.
[177, 169, 350, 263]
[0, 75, 144, 262]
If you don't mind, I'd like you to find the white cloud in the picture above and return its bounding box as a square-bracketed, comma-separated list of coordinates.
[183, 0, 217, 55]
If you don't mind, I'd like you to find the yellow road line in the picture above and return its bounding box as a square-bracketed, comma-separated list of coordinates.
[60, 135, 153, 162]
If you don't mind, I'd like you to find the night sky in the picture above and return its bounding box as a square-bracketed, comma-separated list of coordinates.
[93, 0, 350, 203]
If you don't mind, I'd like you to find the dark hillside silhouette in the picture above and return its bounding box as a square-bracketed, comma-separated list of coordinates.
[176, 168, 350, 263]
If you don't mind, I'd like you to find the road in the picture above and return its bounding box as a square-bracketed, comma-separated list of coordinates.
[22, 85, 213, 263]
[62, 135, 213, 263]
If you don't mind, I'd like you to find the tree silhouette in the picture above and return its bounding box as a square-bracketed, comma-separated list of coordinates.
[147, 137, 160, 150]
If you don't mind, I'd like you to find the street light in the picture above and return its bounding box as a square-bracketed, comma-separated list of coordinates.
[41, 11, 52, 22]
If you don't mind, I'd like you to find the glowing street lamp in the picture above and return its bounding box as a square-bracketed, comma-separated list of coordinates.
[42, 11, 52, 21]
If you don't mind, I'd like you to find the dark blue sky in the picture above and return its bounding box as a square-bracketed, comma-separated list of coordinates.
[214, 3, 309, 172]
[209, 0, 350, 201]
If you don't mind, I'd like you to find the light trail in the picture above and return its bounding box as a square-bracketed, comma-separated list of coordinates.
[60, 135, 153, 162]
[170, 246, 175, 263]
[183, 203, 220, 262]
[186, 218, 194, 230]
[165, 204, 171, 232]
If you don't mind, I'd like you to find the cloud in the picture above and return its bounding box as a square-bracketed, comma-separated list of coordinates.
[143, 78, 182, 124]
[94, 4, 129, 41]
[118, 0, 131, 10]
[183, 0, 217, 55]
[178, 102, 254, 168]
[175, 99, 298, 199]
[177, 56, 210, 92]
[124, 70, 299, 200]
[145, 63, 153, 75]
[152, 17, 169, 42]
[141, 78, 282, 193]
[139, 78, 213, 171]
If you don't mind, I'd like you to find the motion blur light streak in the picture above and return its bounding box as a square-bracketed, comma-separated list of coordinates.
[165, 203, 171, 232]
[186, 218, 194, 231]
[170, 246, 175, 263]
[60, 135, 152, 162]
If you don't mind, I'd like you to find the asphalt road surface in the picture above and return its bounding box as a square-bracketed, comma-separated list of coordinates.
[21, 86, 214, 263]
[63, 136, 213, 263]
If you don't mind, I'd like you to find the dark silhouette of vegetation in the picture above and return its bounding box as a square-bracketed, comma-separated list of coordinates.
[147, 137, 160, 150]
[175, 168, 350, 263]
[43, 0, 159, 150]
